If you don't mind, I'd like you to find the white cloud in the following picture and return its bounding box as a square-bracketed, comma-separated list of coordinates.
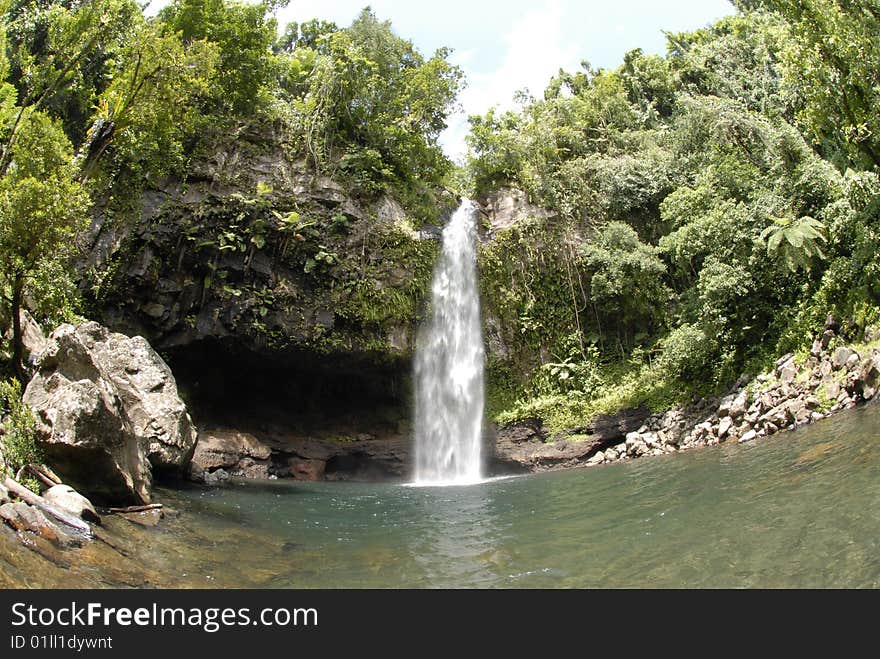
[440, 0, 581, 161]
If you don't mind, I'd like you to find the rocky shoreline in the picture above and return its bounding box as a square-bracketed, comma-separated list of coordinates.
[494, 331, 880, 473]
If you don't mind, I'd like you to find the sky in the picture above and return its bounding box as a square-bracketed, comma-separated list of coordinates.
[148, 0, 737, 160]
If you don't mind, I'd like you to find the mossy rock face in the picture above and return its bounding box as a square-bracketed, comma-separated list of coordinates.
[81, 124, 445, 365]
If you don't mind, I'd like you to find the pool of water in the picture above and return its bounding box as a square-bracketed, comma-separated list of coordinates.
[3, 403, 879, 588]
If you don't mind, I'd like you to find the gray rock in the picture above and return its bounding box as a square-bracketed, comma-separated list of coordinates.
[780, 365, 798, 383]
[477, 188, 555, 240]
[775, 353, 795, 369]
[204, 468, 230, 485]
[23, 322, 197, 505]
[717, 393, 737, 417]
[0, 482, 8, 505]
[728, 391, 749, 418]
[718, 416, 734, 439]
[375, 195, 408, 226]
[739, 429, 758, 443]
[42, 484, 100, 524]
[832, 347, 854, 369]
[192, 429, 272, 471]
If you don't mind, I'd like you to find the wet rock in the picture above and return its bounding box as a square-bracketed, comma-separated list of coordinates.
[288, 458, 326, 481]
[42, 485, 100, 525]
[193, 429, 272, 471]
[585, 406, 652, 445]
[23, 322, 197, 505]
[495, 419, 546, 444]
[0, 502, 71, 546]
[118, 509, 163, 527]
[204, 468, 230, 485]
[187, 461, 206, 484]
[231, 458, 270, 480]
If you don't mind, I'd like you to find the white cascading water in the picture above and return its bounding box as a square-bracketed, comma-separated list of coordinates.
[413, 199, 485, 485]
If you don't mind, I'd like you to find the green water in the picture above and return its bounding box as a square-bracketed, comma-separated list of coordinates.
[146, 402, 880, 588]
[6, 404, 878, 588]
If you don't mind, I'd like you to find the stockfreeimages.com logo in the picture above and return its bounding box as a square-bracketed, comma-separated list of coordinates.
[11, 602, 318, 634]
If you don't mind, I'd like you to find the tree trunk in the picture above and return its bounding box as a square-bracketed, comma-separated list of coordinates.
[11, 276, 24, 385]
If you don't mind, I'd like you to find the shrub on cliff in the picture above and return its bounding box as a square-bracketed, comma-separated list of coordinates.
[0, 378, 41, 490]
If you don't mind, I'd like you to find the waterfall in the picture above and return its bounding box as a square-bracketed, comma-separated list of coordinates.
[413, 199, 485, 485]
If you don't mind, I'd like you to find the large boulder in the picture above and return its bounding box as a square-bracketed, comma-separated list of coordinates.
[192, 429, 272, 471]
[23, 322, 197, 505]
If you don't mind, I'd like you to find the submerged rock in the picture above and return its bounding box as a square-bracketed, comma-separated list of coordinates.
[23, 322, 197, 505]
[0, 502, 73, 547]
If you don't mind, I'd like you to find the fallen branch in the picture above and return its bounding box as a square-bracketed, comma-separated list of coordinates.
[37, 464, 62, 485]
[25, 464, 59, 489]
[107, 503, 163, 514]
[2, 477, 92, 537]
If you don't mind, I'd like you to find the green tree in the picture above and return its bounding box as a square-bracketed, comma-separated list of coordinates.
[81, 20, 218, 177]
[290, 8, 463, 190]
[741, 0, 880, 168]
[0, 111, 89, 381]
[580, 222, 670, 351]
[160, 0, 281, 115]
[760, 215, 828, 271]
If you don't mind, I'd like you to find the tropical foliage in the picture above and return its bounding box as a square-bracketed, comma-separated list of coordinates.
[470, 5, 880, 428]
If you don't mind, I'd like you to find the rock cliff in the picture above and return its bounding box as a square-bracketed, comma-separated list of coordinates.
[81, 123, 456, 436]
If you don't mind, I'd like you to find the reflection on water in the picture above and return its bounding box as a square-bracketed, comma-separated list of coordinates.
[410, 484, 499, 586]
[2, 403, 880, 588]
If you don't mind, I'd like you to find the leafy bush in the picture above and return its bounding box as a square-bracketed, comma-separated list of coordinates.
[0, 379, 41, 476]
[658, 324, 717, 383]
